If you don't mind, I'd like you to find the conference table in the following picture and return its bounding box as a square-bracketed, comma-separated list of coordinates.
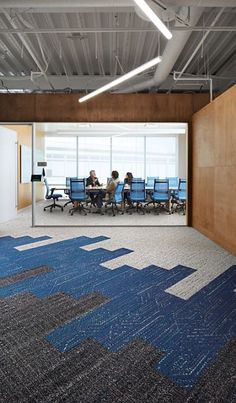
[54, 184, 178, 193]
[54, 183, 178, 213]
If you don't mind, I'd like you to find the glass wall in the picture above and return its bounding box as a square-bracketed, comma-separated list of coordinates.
[146, 137, 177, 178]
[112, 137, 145, 180]
[78, 137, 110, 183]
[45, 137, 76, 185]
[45, 135, 181, 184]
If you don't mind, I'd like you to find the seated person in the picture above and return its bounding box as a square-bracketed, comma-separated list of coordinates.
[86, 170, 100, 187]
[95, 170, 119, 212]
[124, 172, 133, 205]
[86, 170, 100, 206]
[124, 172, 133, 185]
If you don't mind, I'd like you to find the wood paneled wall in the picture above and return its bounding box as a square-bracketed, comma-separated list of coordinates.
[0, 93, 209, 123]
[192, 85, 236, 255]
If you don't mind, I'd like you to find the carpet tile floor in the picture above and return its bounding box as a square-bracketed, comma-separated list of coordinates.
[0, 234, 235, 402]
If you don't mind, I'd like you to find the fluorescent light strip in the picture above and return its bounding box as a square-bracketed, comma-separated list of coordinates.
[79, 56, 162, 103]
[134, 0, 172, 40]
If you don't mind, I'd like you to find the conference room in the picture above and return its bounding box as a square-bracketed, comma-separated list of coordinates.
[29, 121, 188, 226]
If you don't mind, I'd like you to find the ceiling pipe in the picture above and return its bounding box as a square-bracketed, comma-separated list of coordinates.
[116, 7, 204, 93]
[0, 0, 133, 7]
[0, 26, 235, 34]
[174, 7, 225, 83]
[0, 0, 234, 7]
[158, 0, 236, 6]
[0, 8, 54, 90]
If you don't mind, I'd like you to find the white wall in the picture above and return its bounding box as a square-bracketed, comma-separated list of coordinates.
[178, 134, 187, 179]
[0, 126, 17, 223]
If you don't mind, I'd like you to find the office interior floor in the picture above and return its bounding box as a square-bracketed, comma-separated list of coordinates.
[0, 207, 236, 402]
[34, 200, 186, 226]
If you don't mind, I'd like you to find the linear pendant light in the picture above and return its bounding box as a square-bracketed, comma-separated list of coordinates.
[79, 56, 162, 103]
[134, 0, 172, 40]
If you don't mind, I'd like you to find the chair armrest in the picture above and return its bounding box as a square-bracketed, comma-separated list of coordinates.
[50, 188, 55, 196]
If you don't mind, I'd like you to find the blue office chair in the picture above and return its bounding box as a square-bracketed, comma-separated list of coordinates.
[64, 176, 77, 207]
[146, 176, 159, 187]
[149, 178, 171, 214]
[43, 178, 63, 212]
[69, 178, 89, 216]
[105, 182, 125, 216]
[167, 176, 179, 197]
[173, 179, 187, 215]
[127, 180, 146, 214]
[167, 177, 179, 189]
[132, 177, 142, 181]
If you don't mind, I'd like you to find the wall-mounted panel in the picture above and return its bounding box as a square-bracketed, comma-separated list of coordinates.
[192, 84, 236, 255]
[0, 126, 17, 223]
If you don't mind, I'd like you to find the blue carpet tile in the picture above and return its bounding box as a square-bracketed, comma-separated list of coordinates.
[0, 234, 235, 400]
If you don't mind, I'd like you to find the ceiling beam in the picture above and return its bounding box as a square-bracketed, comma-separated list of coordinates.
[0, 9, 54, 90]
[0, 26, 235, 34]
[0, 73, 234, 93]
[0, 0, 235, 7]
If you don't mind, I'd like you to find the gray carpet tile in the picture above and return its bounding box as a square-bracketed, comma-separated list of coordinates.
[0, 291, 108, 403]
[187, 339, 236, 403]
[0, 265, 52, 287]
[1, 287, 235, 402]
[0, 231, 235, 402]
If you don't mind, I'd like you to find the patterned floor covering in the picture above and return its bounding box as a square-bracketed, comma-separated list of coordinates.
[0, 234, 235, 402]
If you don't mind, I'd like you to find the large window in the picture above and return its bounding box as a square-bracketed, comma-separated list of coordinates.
[146, 136, 177, 178]
[112, 137, 145, 180]
[45, 135, 180, 184]
[78, 137, 110, 183]
[45, 137, 76, 184]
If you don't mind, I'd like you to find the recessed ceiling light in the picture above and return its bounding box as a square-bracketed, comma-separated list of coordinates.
[9, 71, 14, 76]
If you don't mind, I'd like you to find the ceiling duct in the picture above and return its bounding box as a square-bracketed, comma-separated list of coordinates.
[116, 7, 204, 93]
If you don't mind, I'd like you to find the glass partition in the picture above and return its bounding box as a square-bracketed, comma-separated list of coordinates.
[146, 137, 177, 178]
[33, 123, 188, 227]
[45, 137, 76, 185]
[112, 137, 145, 180]
[78, 137, 110, 183]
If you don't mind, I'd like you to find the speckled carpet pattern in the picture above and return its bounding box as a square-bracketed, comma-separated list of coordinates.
[0, 234, 236, 402]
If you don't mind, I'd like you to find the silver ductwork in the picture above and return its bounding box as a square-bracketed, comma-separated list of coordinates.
[117, 7, 204, 93]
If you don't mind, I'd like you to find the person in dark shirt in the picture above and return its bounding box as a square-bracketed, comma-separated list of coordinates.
[124, 172, 133, 205]
[86, 170, 100, 206]
[124, 172, 133, 185]
[86, 170, 100, 187]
